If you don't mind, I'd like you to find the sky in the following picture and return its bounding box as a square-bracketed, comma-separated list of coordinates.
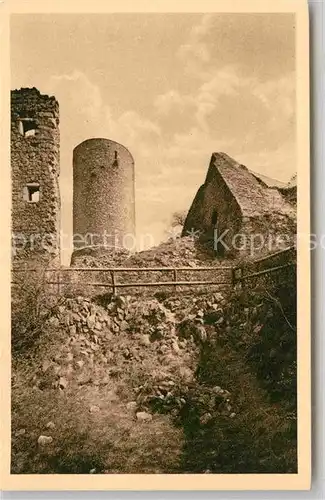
[11, 13, 296, 264]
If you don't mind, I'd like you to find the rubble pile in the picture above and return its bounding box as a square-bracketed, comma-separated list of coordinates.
[29, 291, 234, 420]
[70, 236, 231, 268]
[12, 270, 297, 474]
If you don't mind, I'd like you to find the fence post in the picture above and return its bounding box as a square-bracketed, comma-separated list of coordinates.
[241, 267, 245, 289]
[173, 268, 177, 292]
[234, 267, 244, 289]
[57, 269, 60, 295]
[111, 270, 116, 295]
[231, 267, 236, 288]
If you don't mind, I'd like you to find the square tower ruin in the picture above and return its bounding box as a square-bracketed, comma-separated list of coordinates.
[11, 87, 61, 267]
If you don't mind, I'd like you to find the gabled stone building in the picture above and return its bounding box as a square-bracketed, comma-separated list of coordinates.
[182, 153, 296, 256]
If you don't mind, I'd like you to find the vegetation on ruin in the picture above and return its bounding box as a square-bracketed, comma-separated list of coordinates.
[11, 259, 297, 474]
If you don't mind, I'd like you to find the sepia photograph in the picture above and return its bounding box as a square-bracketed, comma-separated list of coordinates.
[4, 0, 310, 489]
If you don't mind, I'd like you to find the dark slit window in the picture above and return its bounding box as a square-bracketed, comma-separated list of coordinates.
[211, 210, 218, 225]
[113, 150, 119, 167]
[24, 183, 40, 202]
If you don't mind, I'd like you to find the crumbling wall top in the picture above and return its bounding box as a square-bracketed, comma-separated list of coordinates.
[11, 87, 59, 116]
[207, 153, 295, 219]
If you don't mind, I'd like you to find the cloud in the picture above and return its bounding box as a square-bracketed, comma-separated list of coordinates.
[41, 12, 296, 259]
[178, 42, 210, 65]
[177, 14, 214, 76]
[11, 13, 297, 263]
[252, 74, 295, 123]
[48, 71, 161, 148]
[178, 13, 295, 81]
[50, 71, 103, 125]
[43, 71, 166, 259]
[192, 14, 215, 38]
[154, 66, 244, 131]
[236, 141, 296, 182]
[154, 90, 194, 116]
[195, 66, 245, 130]
[114, 111, 161, 145]
[165, 126, 234, 162]
[153, 65, 295, 144]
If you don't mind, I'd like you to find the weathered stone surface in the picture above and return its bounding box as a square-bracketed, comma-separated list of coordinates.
[11, 88, 60, 267]
[59, 377, 68, 389]
[87, 315, 96, 330]
[37, 435, 53, 445]
[71, 138, 135, 255]
[171, 341, 181, 354]
[69, 325, 77, 336]
[136, 411, 152, 422]
[182, 152, 296, 257]
[15, 429, 26, 437]
[42, 360, 51, 373]
[200, 413, 212, 425]
[140, 334, 151, 347]
[89, 405, 100, 414]
[126, 401, 137, 411]
[119, 320, 129, 331]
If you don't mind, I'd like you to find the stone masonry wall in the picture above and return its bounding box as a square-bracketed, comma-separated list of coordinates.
[236, 246, 296, 291]
[183, 157, 243, 253]
[183, 153, 296, 258]
[72, 138, 135, 256]
[11, 87, 60, 267]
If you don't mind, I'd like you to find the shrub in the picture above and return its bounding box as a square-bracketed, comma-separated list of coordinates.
[11, 265, 65, 354]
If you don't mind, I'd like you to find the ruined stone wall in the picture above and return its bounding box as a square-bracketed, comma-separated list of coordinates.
[240, 214, 296, 256]
[183, 153, 296, 258]
[211, 153, 272, 217]
[236, 246, 296, 290]
[72, 138, 135, 256]
[11, 88, 60, 267]
[182, 185, 205, 235]
[279, 186, 297, 207]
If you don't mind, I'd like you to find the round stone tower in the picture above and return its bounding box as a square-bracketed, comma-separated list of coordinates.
[72, 138, 135, 254]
